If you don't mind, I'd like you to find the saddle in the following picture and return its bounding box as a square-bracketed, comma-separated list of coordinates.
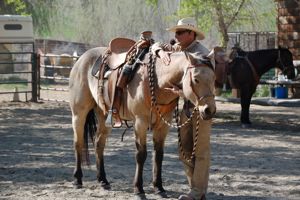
[208, 46, 230, 88]
[107, 37, 136, 69]
[90, 38, 136, 113]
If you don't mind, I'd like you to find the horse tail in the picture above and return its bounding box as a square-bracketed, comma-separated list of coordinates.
[83, 109, 97, 165]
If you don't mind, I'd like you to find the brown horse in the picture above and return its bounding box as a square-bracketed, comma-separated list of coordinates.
[228, 47, 295, 127]
[69, 47, 216, 199]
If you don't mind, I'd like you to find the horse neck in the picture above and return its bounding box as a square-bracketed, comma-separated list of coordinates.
[155, 54, 187, 88]
[248, 49, 278, 76]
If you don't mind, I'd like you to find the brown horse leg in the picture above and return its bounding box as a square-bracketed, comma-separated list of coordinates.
[72, 113, 87, 188]
[133, 118, 148, 198]
[152, 125, 169, 198]
[94, 108, 111, 189]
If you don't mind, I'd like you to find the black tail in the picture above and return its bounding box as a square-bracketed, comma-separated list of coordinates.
[83, 109, 97, 165]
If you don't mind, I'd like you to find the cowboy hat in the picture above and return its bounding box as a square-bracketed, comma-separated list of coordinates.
[167, 17, 205, 40]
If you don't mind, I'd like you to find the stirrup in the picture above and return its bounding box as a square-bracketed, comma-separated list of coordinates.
[105, 110, 122, 128]
[105, 110, 113, 127]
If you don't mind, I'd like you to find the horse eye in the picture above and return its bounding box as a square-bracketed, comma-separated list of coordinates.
[194, 78, 200, 83]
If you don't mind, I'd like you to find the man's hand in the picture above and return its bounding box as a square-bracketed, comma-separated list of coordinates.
[164, 84, 184, 97]
[158, 50, 171, 65]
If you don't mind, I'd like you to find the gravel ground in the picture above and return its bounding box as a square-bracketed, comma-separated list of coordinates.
[0, 101, 299, 200]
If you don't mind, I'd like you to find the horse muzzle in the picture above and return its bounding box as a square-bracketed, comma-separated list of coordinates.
[198, 103, 216, 120]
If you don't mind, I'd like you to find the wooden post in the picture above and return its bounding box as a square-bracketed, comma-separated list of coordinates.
[232, 89, 240, 98]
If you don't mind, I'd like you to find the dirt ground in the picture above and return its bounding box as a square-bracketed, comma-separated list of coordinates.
[0, 101, 299, 200]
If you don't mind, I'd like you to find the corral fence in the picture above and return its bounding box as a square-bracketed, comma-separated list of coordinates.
[0, 41, 37, 102]
[35, 39, 95, 102]
[0, 32, 291, 102]
[37, 53, 79, 102]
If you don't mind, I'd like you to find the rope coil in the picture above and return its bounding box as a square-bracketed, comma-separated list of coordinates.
[147, 52, 200, 166]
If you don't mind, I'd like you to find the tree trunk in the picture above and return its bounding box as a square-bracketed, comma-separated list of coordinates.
[212, 0, 229, 48]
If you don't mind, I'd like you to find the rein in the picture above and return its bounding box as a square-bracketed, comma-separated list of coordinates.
[147, 54, 207, 129]
[147, 53, 212, 166]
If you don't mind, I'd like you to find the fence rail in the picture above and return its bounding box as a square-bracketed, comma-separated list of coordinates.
[0, 41, 36, 102]
[37, 53, 79, 102]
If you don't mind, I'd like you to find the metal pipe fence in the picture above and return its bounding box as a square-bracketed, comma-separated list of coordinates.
[0, 41, 36, 102]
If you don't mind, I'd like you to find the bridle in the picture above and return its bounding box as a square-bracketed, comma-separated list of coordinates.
[147, 55, 215, 128]
[147, 54, 215, 167]
[185, 64, 215, 107]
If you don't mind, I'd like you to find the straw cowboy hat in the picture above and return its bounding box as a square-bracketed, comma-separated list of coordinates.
[167, 17, 205, 40]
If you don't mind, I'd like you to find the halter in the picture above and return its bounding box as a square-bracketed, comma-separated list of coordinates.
[185, 64, 215, 107]
[147, 53, 215, 167]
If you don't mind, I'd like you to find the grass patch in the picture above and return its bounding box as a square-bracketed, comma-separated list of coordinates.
[0, 76, 30, 90]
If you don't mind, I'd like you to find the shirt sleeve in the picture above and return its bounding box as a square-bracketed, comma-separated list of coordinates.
[151, 42, 174, 56]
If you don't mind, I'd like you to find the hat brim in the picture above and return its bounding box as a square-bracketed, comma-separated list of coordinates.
[167, 25, 205, 40]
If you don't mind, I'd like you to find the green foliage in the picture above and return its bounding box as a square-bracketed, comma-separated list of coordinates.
[173, 0, 276, 47]
[145, 0, 158, 6]
[4, 0, 28, 15]
[219, 90, 232, 98]
[177, 0, 213, 33]
[253, 85, 271, 97]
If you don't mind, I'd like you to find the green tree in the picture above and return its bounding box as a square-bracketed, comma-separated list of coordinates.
[0, 0, 56, 37]
[0, 0, 28, 15]
[147, 0, 276, 48]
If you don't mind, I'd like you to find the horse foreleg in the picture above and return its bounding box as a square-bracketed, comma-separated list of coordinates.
[133, 118, 148, 197]
[240, 86, 255, 127]
[152, 125, 169, 197]
[72, 114, 86, 188]
[94, 108, 111, 189]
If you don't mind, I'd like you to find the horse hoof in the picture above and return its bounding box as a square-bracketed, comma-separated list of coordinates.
[241, 123, 252, 128]
[178, 194, 194, 200]
[72, 181, 82, 189]
[154, 187, 167, 198]
[99, 181, 111, 190]
[156, 191, 168, 198]
[134, 193, 147, 200]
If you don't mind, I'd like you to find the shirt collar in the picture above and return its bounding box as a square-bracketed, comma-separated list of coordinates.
[182, 40, 198, 51]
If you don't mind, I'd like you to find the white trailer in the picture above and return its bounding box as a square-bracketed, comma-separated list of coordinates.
[0, 15, 33, 42]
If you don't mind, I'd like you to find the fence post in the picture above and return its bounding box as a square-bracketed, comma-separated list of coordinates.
[31, 52, 38, 102]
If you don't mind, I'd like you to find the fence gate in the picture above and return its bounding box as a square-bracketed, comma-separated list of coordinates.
[37, 53, 78, 102]
[0, 42, 37, 102]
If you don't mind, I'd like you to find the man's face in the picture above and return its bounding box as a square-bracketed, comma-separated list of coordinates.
[175, 29, 195, 48]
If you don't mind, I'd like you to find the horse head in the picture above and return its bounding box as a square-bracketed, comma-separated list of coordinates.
[182, 53, 216, 120]
[277, 47, 295, 80]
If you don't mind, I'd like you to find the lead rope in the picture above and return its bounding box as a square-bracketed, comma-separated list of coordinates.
[147, 52, 200, 166]
[147, 52, 198, 128]
[177, 105, 201, 167]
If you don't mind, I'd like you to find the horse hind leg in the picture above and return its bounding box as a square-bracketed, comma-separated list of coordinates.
[72, 111, 89, 188]
[93, 107, 111, 189]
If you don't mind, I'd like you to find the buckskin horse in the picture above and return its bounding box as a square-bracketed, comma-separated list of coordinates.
[228, 47, 295, 127]
[69, 43, 216, 199]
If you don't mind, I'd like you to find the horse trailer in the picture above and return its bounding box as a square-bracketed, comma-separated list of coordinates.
[0, 15, 36, 101]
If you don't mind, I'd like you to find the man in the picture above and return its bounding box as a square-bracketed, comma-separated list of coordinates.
[152, 17, 210, 200]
